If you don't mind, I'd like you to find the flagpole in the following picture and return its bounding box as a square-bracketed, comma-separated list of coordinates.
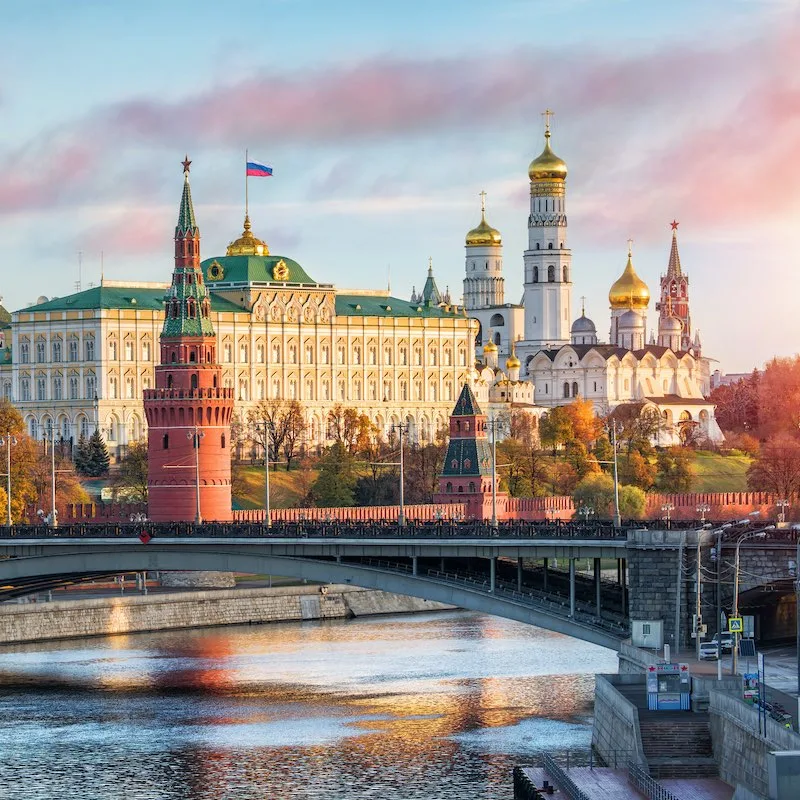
[245, 149, 249, 218]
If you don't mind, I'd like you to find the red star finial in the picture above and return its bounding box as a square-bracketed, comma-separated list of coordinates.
[670, 220, 679, 231]
[182, 155, 192, 174]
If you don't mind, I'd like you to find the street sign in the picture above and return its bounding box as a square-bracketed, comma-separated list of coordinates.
[729, 617, 744, 633]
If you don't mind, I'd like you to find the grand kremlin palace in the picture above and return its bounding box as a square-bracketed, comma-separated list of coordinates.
[0, 210, 478, 455]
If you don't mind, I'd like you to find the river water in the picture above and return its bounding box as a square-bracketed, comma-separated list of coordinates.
[0, 610, 617, 800]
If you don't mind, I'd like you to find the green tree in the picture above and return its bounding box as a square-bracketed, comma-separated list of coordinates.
[564, 440, 599, 481]
[539, 406, 574, 454]
[618, 484, 646, 519]
[573, 472, 615, 518]
[74, 432, 89, 475]
[497, 438, 533, 497]
[594, 436, 614, 472]
[656, 447, 694, 493]
[112, 440, 148, 502]
[310, 442, 357, 507]
[81, 429, 110, 477]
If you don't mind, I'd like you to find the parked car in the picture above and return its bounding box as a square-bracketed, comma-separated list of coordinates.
[711, 632, 734, 653]
[699, 642, 719, 661]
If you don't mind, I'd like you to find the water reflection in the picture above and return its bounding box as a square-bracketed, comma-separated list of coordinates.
[0, 610, 617, 800]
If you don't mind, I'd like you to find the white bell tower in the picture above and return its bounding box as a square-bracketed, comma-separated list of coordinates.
[519, 110, 572, 357]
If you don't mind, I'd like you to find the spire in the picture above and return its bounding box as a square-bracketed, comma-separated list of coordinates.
[667, 220, 682, 277]
[422, 257, 442, 306]
[177, 156, 198, 237]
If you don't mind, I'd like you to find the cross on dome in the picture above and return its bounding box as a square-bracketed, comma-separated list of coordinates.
[627, 237, 634, 256]
[542, 108, 554, 134]
[479, 189, 487, 214]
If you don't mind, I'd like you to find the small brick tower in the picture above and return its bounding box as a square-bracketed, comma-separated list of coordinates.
[434, 383, 507, 520]
[144, 157, 234, 522]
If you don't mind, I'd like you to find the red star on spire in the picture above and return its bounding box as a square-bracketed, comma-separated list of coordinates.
[670, 220, 679, 231]
[182, 155, 192, 173]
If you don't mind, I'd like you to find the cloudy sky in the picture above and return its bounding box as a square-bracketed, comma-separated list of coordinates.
[1, 0, 798, 371]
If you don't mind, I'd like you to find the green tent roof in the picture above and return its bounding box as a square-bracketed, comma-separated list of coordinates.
[335, 293, 466, 319]
[201, 254, 319, 286]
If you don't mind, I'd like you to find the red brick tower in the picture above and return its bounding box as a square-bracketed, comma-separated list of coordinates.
[434, 384, 508, 520]
[144, 158, 234, 522]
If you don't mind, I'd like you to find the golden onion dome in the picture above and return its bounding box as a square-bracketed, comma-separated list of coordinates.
[466, 192, 502, 247]
[528, 130, 568, 182]
[226, 215, 269, 257]
[609, 247, 650, 310]
[484, 339, 498, 353]
[506, 352, 520, 369]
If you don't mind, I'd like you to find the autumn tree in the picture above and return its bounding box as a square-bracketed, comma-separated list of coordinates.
[326, 404, 372, 455]
[564, 397, 603, 446]
[564, 440, 599, 481]
[594, 436, 614, 472]
[709, 370, 760, 433]
[405, 439, 447, 504]
[607, 402, 662, 454]
[757, 358, 800, 438]
[496, 438, 533, 497]
[747, 433, 800, 497]
[249, 399, 306, 470]
[573, 473, 615, 518]
[618, 450, 656, 491]
[618, 485, 646, 519]
[112, 440, 149, 502]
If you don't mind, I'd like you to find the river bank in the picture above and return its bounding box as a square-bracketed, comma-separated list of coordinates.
[0, 584, 453, 645]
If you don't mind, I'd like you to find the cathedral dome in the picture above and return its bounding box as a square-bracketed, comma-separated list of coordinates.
[483, 339, 497, 353]
[466, 193, 502, 247]
[571, 314, 596, 335]
[528, 131, 568, 182]
[661, 315, 682, 333]
[609, 248, 650, 310]
[226, 215, 269, 257]
[618, 309, 643, 329]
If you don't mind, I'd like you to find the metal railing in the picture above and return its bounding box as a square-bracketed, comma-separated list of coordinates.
[540, 754, 591, 800]
[627, 762, 681, 800]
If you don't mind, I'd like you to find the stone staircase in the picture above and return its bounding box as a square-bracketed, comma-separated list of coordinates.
[639, 716, 719, 778]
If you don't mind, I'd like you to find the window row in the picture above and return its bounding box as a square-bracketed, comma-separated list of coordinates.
[19, 375, 98, 402]
[19, 338, 96, 364]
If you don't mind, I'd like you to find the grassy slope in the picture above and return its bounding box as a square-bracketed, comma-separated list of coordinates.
[689, 450, 752, 493]
[233, 465, 318, 510]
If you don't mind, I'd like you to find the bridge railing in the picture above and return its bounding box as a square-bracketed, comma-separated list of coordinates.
[0, 519, 630, 540]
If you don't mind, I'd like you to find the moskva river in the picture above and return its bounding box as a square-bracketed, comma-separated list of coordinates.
[0, 610, 617, 800]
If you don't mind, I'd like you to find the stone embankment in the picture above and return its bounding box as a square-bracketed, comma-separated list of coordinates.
[0, 585, 453, 645]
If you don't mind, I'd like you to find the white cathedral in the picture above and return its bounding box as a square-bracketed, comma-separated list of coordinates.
[418, 114, 722, 446]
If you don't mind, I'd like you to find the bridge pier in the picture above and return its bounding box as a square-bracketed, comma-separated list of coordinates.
[517, 559, 523, 592]
[490, 557, 496, 594]
[569, 558, 576, 618]
[412, 556, 418, 576]
[543, 558, 549, 591]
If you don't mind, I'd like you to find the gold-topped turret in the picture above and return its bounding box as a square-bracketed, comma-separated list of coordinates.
[528, 109, 568, 183]
[466, 190, 502, 247]
[505, 341, 520, 370]
[609, 240, 650, 310]
[226, 215, 269, 257]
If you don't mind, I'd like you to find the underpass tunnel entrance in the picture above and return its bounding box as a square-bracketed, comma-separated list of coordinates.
[737, 582, 796, 646]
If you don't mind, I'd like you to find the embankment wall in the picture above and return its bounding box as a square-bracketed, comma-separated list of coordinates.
[0, 585, 453, 645]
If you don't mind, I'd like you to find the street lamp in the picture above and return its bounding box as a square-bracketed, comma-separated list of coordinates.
[662, 503, 675, 529]
[391, 422, 408, 527]
[579, 505, 594, 522]
[732, 529, 768, 675]
[610, 422, 621, 527]
[262, 419, 274, 529]
[777, 499, 790, 525]
[488, 414, 502, 528]
[696, 504, 711, 524]
[186, 427, 205, 525]
[0, 435, 17, 526]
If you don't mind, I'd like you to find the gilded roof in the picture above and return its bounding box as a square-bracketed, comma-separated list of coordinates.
[201, 254, 318, 286]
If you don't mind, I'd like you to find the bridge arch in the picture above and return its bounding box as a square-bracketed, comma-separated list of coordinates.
[0, 548, 623, 650]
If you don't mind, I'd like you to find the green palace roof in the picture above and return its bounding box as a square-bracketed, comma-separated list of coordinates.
[201, 254, 320, 286]
[22, 285, 243, 314]
[335, 294, 466, 318]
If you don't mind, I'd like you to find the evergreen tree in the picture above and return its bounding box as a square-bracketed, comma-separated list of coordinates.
[310, 442, 357, 507]
[84, 429, 110, 477]
[74, 433, 90, 475]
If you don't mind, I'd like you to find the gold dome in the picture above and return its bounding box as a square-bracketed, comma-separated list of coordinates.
[484, 339, 498, 353]
[226, 215, 269, 257]
[505, 353, 520, 369]
[609, 246, 650, 310]
[528, 130, 568, 182]
[466, 191, 502, 247]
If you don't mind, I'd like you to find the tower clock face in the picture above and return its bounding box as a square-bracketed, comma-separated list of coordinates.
[273, 260, 289, 281]
[207, 261, 224, 281]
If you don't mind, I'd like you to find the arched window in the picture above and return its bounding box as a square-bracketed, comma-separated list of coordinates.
[548, 242, 553, 250]
[490, 313, 505, 327]
[572, 381, 579, 397]
[469, 481, 476, 493]
[548, 265, 555, 282]
[167, 374, 173, 388]
[446, 482, 453, 493]
[533, 266, 539, 283]
[563, 266, 569, 282]
[191, 374, 198, 390]
[221, 434, 226, 449]
[536, 243, 540, 250]
[163, 434, 169, 449]
[563, 382, 570, 398]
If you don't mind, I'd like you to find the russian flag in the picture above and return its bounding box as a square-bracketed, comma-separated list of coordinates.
[246, 160, 273, 177]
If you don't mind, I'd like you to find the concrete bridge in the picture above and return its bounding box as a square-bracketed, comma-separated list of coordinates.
[0, 520, 795, 652]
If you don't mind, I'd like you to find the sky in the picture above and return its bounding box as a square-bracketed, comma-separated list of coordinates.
[0, 0, 799, 372]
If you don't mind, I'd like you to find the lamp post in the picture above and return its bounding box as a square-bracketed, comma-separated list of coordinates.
[732, 529, 767, 675]
[697, 503, 711, 525]
[47, 429, 57, 528]
[187, 427, 205, 525]
[611, 422, 621, 527]
[662, 503, 675, 529]
[579, 504, 594, 523]
[0, 435, 17, 526]
[777, 499, 789, 525]
[488, 414, 500, 528]
[391, 422, 408, 527]
[263, 419, 273, 529]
